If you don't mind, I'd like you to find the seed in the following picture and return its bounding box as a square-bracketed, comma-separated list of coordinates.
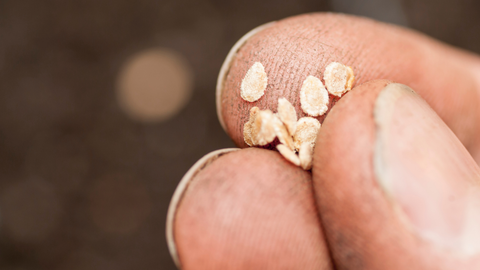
[243, 107, 260, 146]
[272, 115, 295, 150]
[346, 66, 355, 91]
[277, 98, 297, 135]
[293, 117, 321, 151]
[276, 144, 300, 166]
[241, 62, 268, 102]
[324, 62, 355, 97]
[252, 109, 276, 145]
[299, 142, 313, 170]
[300, 76, 329, 116]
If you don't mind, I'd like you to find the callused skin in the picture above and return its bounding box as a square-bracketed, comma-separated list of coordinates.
[218, 13, 480, 161]
[173, 148, 332, 270]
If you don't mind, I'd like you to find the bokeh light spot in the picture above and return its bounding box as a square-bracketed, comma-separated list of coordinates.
[116, 48, 194, 122]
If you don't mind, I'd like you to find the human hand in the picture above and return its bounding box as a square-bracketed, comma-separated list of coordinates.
[167, 13, 480, 269]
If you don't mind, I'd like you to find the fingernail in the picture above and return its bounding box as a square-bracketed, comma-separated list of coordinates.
[374, 83, 480, 256]
[166, 148, 239, 268]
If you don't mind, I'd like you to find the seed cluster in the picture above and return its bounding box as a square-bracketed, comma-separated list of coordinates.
[244, 102, 319, 169]
[240, 61, 355, 169]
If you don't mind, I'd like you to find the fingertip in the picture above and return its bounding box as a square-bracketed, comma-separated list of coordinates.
[166, 148, 239, 267]
[218, 13, 480, 156]
[312, 80, 480, 269]
[173, 148, 332, 269]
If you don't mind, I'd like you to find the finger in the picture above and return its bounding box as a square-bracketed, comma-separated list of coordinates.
[166, 148, 332, 270]
[217, 13, 480, 162]
[313, 80, 480, 269]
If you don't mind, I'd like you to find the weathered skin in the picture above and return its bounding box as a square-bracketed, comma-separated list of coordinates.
[174, 148, 332, 270]
[218, 13, 480, 162]
[313, 80, 480, 269]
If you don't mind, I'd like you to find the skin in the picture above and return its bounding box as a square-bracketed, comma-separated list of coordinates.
[314, 80, 480, 269]
[219, 13, 480, 163]
[171, 13, 480, 269]
[174, 148, 332, 270]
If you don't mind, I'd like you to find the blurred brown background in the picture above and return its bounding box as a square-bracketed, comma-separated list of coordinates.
[0, 0, 479, 269]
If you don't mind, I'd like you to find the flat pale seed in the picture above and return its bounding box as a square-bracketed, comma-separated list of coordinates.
[244, 123, 253, 146]
[272, 115, 295, 150]
[277, 97, 297, 135]
[346, 66, 355, 90]
[300, 76, 329, 117]
[241, 62, 268, 102]
[243, 107, 260, 146]
[324, 62, 352, 97]
[252, 109, 276, 146]
[293, 117, 321, 151]
[277, 144, 300, 166]
[299, 142, 313, 170]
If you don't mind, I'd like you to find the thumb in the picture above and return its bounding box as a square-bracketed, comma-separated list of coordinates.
[313, 80, 480, 269]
